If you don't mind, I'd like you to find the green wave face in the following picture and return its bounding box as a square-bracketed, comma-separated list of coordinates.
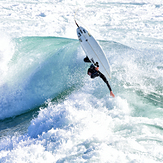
[0, 37, 86, 120]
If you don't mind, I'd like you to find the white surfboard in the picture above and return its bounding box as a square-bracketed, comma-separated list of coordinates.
[76, 26, 111, 79]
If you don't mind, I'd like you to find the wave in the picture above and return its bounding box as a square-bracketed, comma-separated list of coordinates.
[0, 35, 133, 120]
[0, 35, 162, 121]
[0, 36, 86, 120]
[0, 36, 163, 163]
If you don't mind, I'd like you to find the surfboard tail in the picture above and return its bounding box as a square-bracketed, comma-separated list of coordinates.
[75, 20, 79, 28]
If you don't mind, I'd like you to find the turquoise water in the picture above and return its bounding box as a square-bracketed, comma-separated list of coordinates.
[0, 37, 86, 120]
[0, 0, 163, 162]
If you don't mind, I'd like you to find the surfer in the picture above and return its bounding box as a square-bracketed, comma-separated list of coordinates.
[84, 56, 115, 98]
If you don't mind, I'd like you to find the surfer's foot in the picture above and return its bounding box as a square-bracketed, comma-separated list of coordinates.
[84, 56, 91, 63]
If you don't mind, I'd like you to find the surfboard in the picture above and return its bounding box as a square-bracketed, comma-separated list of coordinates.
[76, 26, 111, 79]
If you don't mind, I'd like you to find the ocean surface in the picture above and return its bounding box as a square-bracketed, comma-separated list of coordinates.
[0, 0, 163, 162]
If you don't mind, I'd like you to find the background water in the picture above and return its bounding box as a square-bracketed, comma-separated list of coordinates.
[0, 0, 163, 162]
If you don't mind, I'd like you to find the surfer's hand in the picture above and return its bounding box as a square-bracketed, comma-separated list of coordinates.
[110, 91, 115, 98]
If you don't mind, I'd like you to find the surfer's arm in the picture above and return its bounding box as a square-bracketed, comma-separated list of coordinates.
[99, 72, 115, 97]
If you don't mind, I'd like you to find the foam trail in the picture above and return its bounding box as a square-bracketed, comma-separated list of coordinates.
[1, 85, 163, 162]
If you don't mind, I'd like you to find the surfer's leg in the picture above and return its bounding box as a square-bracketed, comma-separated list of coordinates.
[84, 56, 91, 63]
[99, 73, 112, 92]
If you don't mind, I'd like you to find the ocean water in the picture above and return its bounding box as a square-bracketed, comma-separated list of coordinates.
[0, 0, 163, 162]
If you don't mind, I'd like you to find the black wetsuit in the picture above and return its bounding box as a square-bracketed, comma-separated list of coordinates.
[84, 56, 112, 92]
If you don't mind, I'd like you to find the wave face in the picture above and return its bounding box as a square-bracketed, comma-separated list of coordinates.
[0, 0, 163, 163]
[0, 37, 86, 120]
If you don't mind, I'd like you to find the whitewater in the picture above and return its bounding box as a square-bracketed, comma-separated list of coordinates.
[0, 0, 163, 162]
